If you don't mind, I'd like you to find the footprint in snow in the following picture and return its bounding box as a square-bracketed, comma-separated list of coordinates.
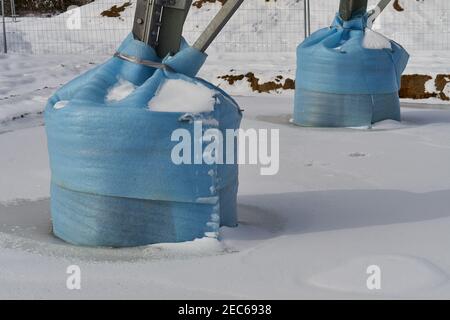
[308, 255, 448, 297]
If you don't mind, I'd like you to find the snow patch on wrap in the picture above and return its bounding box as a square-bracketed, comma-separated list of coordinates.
[293, 13, 409, 128]
[44, 34, 242, 247]
[106, 78, 137, 103]
[363, 28, 392, 50]
[149, 79, 217, 113]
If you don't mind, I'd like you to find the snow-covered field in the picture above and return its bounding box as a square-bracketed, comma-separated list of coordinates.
[1, 53, 450, 299]
[1, 0, 450, 300]
[3, 0, 450, 99]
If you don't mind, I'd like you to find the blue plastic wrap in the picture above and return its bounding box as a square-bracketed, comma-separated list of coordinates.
[294, 14, 409, 127]
[45, 34, 242, 247]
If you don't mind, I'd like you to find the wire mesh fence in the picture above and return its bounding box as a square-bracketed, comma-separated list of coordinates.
[375, 0, 450, 51]
[0, 0, 449, 55]
[184, 0, 306, 53]
[0, 0, 134, 54]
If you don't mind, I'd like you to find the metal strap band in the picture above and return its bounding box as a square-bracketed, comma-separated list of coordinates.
[114, 52, 174, 72]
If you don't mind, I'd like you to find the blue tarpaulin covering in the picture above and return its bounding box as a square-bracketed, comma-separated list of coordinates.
[45, 35, 242, 247]
[294, 14, 409, 127]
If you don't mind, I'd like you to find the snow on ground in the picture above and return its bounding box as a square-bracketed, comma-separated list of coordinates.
[0, 54, 105, 125]
[2, 54, 450, 299]
[0, 0, 450, 300]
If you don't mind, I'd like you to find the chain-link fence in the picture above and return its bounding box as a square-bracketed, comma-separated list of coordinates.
[0, 0, 449, 55]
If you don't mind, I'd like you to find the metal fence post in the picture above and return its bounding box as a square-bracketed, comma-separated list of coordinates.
[1, 0, 7, 53]
[304, 0, 311, 38]
[11, 0, 16, 22]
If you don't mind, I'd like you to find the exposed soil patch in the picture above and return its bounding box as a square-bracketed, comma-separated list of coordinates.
[101, 1, 132, 18]
[218, 73, 295, 93]
[399, 74, 436, 99]
[393, 0, 405, 12]
[193, 0, 227, 9]
[400, 74, 450, 101]
[219, 74, 245, 85]
[435, 74, 450, 101]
